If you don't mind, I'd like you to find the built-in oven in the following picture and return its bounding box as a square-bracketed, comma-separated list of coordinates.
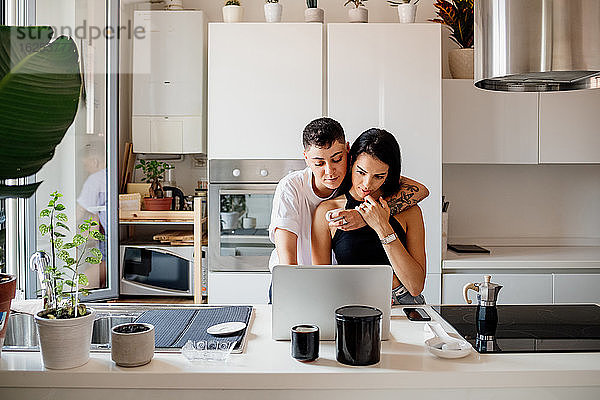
[120, 245, 194, 296]
[208, 159, 305, 272]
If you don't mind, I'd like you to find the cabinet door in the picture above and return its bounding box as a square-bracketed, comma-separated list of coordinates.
[328, 23, 442, 274]
[442, 80, 539, 164]
[554, 274, 600, 303]
[539, 89, 600, 163]
[208, 23, 323, 159]
[442, 273, 553, 304]
[208, 271, 271, 304]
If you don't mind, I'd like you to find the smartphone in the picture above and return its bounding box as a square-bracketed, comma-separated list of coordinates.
[403, 307, 431, 321]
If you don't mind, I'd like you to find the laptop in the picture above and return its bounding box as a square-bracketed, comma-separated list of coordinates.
[271, 265, 393, 341]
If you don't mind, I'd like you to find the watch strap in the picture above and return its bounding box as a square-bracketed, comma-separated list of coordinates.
[381, 232, 398, 245]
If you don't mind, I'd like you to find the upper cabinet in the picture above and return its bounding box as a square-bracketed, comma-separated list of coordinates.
[132, 11, 206, 154]
[328, 23, 442, 276]
[539, 89, 600, 164]
[208, 23, 323, 159]
[442, 80, 538, 164]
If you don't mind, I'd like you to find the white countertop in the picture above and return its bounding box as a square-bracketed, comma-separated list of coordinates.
[1, 305, 600, 399]
[443, 246, 600, 270]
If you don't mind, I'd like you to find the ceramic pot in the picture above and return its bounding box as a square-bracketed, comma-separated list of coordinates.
[222, 5, 243, 23]
[397, 4, 417, 23]
[111, 323, 155, 367]
[0, 274, 17, 358]
[264, 2, 282, 23]
[164, 0, 183, 10]
[348, 7, 368, 23]
[304, 7, 324, 23]
[449, 48, 474, 79]
[35, 308, 96, 369]
[220, 211, 240, 230]
[143, 197, 172, 211]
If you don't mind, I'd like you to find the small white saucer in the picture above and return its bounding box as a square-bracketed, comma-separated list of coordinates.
[207, 321, 247, 336]
[425, 337, 472, 359]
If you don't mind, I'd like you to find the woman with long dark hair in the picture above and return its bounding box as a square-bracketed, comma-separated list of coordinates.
[311, 128, 426, 304]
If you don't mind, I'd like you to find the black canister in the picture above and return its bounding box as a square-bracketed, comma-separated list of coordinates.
[291, 325, 319, 362]
[335, 305, 382, 366]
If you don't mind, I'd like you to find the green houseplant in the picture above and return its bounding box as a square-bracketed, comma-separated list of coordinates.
[135, 160, 174, 210]
[430, 0, 474, 78]
[0, 26, 81, 356]
[33, 191, 105, 369]
[305, 0, 324, 23]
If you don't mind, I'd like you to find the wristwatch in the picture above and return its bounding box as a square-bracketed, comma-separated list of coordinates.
[380, 233, 398, 245]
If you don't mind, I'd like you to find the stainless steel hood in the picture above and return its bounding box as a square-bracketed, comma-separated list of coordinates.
[475, 0, 600, 92]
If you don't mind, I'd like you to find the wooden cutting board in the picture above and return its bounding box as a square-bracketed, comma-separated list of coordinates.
[153, 230, 194, 242]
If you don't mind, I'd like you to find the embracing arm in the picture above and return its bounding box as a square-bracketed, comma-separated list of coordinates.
[311, 204, 333, 265]
[387, 176, 429, 216]
[273, 228, 299, 265]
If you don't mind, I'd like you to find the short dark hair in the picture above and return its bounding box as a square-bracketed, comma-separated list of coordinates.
[302, 117, 345, 149]
[348, 128, 401, 198]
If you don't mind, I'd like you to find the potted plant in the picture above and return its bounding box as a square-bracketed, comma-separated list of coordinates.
[111, 322, 155, 367]
[344, 0, 368, 23]
[135, 159, 174, 211]
[305, 0, 324, 23]
[223, 0, 244, 23]
[387, 0, 419, 24]
[220, 194, 246, 230]
[430, 0, 474, 79]
[264, 0, 283, 23]
[33, 191, 105, 369]
[0, 26, 81, 357]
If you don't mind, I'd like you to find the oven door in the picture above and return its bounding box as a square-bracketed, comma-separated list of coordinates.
[209, 184, 276, 272]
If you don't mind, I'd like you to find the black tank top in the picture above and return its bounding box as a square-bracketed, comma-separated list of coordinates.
[332, 193, 407, 267]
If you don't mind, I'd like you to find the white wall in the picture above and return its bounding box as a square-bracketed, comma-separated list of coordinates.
[443, 164, 600, 246]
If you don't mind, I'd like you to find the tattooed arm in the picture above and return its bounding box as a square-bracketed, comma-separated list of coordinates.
[386, 176, 429, 216]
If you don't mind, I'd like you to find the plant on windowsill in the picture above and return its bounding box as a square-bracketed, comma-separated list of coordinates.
[220, 195, 246, 230]
[223, 0, 244, 23]
[32, 191, 105, 369]
[0, 26, 81, 356]
[135, 160, 174, 211]
[305, 0, 324, 23]
[387, 0, 419, 23]
[264, 0, 283, 23]
[344, 0, 368, 23]
[429, 0, 474, 78]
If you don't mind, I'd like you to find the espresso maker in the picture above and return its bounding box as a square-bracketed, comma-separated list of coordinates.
[463, 275, 503, 352]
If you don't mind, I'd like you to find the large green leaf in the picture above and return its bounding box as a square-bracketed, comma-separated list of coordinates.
[0, 26, 82, 198]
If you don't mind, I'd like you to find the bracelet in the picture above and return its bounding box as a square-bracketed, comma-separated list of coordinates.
[380, 233, 398, 245]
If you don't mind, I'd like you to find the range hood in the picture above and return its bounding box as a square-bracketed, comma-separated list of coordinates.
[475, 0, 600, 92]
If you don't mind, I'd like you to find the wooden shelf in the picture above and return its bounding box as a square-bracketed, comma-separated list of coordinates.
[119, 210, 197, 223]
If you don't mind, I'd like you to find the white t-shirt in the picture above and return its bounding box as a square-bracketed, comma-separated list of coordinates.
[268, 167, 334, 271]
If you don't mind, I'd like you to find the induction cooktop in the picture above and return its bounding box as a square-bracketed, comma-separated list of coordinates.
[432, 304, 600, 353]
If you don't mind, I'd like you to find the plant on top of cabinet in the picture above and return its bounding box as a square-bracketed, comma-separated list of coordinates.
[264, 0, 283, 23]
[344, 0, 368, 23]
[135, 160, 174, 210]
[305, 0, 324, 23]
[430, 0, 474, 79]
[32, 190, 105, 369]
[223, 0, 243, 23]
[388, 0, 419, 24]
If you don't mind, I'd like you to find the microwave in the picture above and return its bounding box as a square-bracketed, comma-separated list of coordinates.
[120, 245, 194, 296]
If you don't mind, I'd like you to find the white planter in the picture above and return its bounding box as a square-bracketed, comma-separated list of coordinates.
[304, 8, 324, 23]
[448, 48, 474, 79]
[264, 3, 282, 23]
[397, 4, 417, 23]
[220, 211, 240, 230]
[348, 7, 368, 23]
[164, 0, 183, 10]
[111, 323, 155, 367]
[35, 308, 96, 370]
[222, 5, 243, 23]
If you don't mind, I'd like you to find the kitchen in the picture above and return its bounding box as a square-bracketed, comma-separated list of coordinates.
[1, 0, 600, 398]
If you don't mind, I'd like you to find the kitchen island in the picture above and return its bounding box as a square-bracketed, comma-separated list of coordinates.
[1, 305, 599, 400]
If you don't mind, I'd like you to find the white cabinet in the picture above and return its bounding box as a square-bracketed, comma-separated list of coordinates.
[554, 274, 600, 303]
[208, 23, 323, 159]
[442, 273, 553, 304]
[208, 271, 271, 304]
[539, 89, 600, 164]
[132, 11, 206, 154]
[442, 80, 539, 164]
[328, 23, 442, 275]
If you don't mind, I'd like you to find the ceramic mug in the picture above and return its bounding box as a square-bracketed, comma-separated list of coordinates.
[242, 217, 256, 229]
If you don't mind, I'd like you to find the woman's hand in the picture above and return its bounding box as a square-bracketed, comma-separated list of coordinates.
[327, 209, 366, 231]
[355, 195, 393, 237]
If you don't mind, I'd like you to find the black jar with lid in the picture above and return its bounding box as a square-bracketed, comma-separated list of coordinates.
[335, 305, 382, 366]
